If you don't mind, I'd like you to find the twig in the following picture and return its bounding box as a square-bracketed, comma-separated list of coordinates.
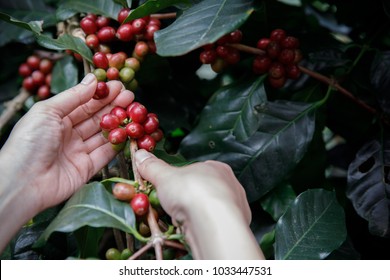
[113, 229, 125, 252]
[164, 240, 187, 251]
[0, 89, 30, 132]
[130, 139, 147, 191]
[151, 12, 177, 20]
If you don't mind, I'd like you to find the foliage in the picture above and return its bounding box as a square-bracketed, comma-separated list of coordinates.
[1, 0, 390, 259]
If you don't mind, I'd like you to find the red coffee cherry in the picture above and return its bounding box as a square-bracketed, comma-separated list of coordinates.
[127, 102, 148, 123]
[134, 41, 149, 57]
[125, 57, 141, 72]
[22, 76, 36, 92]
[281, 36, 300, 49]
[18, 63, 32, 77]
[45, 73, 52, 86]
[85, 34, 100, 49]
[93, 81, 109, 99]
[270, 29, 286, 42]
[26, 55, 41, 70]
[108, 52, 127, 69]
[31, 70, 45, 86]
[137, 135, 156, 152]
[95, 16, 110, 29]
[117, 8, 131, 24]
[148, 18, 161, 27]
[110, 106, 128, 124]
[268, 76, 286, 88]
[286, 64, 301, 79]
[130, 193, 150, 217]
[199, 49, 217, 64]
[106, 67, 120, 80]
[116, 23, 134, 42]
[143, 24, 159, 40]
[108, 128, 127, 144]
[100, 113, 120, 131]
[252, 55, 272, 75]
[225, 48, 240, 64]
[125, 122, 145, 139]
[256, 38, 271, 50]
[97, 26, 116, 43]
[143, 113, 159, 134]
[132, 18, 147, 34]
[39, 59, 53, 74]
[80, 17, 97, 35]
[37, 85, 51, 100]
[228, 29, 243, 43]
[150, 129, 164, 142]
[278, 49, 295, 65]
[93, 52, 109, 69]
[266, 41, 282, 59]
[268, 62, 286, 79]
[113, 183, 136, 201]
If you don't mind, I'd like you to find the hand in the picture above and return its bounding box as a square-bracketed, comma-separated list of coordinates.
[0, 74, 133, 252]
[134, 149, 265, 260]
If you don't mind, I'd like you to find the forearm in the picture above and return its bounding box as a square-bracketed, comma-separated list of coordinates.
[183, 199, 265, 260]
[0, 154, 39, 253]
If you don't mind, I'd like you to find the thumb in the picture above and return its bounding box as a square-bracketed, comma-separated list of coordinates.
[134, 149, 174, 187]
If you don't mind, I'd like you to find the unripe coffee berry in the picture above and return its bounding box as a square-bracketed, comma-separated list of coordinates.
[113, 182, 136, 201]
[93, 68, 107, 81]
[125, 57, 141, 72]
[119, 67, 135, 83]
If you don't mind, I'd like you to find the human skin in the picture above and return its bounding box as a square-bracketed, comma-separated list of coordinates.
[135, 149, 265, 260]
[0, 74, 134, 253]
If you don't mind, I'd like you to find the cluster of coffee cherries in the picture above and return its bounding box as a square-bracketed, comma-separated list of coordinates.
[18, 55, 54, 100]
[199, 29, 243, 72]
[100, 102, 163, 152]
[253, 29, 302, 88]
[78, 8, 161, 99]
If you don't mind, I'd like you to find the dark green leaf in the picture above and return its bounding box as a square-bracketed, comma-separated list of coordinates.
[0, 12, 43, 34]
[259, 229, 275, 260]
[275, 189, 347, 260]
[74, 226, 104, 259]
[0, 0, 47, 10]
[155, 0, 254, 56]
[347, 136, 390, 237]
[51, 55, 78, 94]
[113, 0, 132, 8]
[56, 0, 123, 20]
[36, 34, 92, 63]
[260, 184, 296, 221]
[370, 51, 390, 115]
[180, 79, 316, 201]
[124, 0, 188, 22]
[277, 0, 301, 6]
[34, 182, 136, 247]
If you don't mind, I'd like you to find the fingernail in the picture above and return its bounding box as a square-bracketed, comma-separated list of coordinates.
[135, 149, 153, 167]
[81, 73, 95, 85]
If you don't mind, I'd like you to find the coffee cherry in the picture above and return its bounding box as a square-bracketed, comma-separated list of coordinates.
[211, 57, 227, 73]
[125, 122, 145, 139]
[293, 49, 303, 64]
[93, 68, 107, 81]
[278, 49, 295, 65]
[137, 135, 156, 152]
[256, 38, 271, 50]
[199, 49, 217, 64]
[93, 81, 109, 99]
[132, 18, 147, 34]
[119, 67, 135, 83]
[27, 55, 40, 70]
[110, 106, 128, 124]
[139, 222, 151, 237]
[270, 28, 286, 42]
[109, 52, 126, 69]
[268, 76, 286, 88]
[100, 113, 120, 131]
[97, 26, 116, 43]
[126, 79, 139, 91]
[143, 24, 159, 40]
[143, 113, 159, 134]
[85, 34, 100, 49]
[37, 84, 51, 100]
[130, 193, 150, 217]
[113, 182, 136, 201]
[39, 59, 53, 74]
[93, 52, 109, 69]
[127, 102, 148, 123]
[134, 41, 149, 58]
[45, 73, 52, 86]
[225, 48, 240, 64]
[266, 41, 282, 59]
[80, 17, 97, 35]
[98, 44, 111, 54]
[252, 55, 272, 75]
[116, 23, 134, 42]
[108, 128, 127, 144]
[95, 15, 110, 29]
[22, 76, 36, 92]
[125, 57, 141, 72]
[148, 189, 160, 208]
[31, 70, 45, 86]
[229, 29, 243, 43]
[18, 63, 32, 77]
[286, 64, 301, 79]
[117, 8, 131, 24]
[148, 18, 161, 27]
[105, 67, 119, 81]
[85, 13, 97, 21]
[121, 248, 133, 260]
[216, 34, 230, 45]
[281, 36, 300, 49]
[269, 62, 286, 79]
[105, 248, 121, 260]
[150, 129, 164, 142]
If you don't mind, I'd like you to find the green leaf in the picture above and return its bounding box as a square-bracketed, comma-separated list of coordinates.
[124, 0, 188, 22]
[259, 229, 275, 260]
[34, 182, 136, 247]
[51, 55, 78, 94]
[180, 78, 316, 201]
[0, 12, 43, 34]
[155, 0, 254, 56]
[347, 137, 390, 237]
[275, 189, 347, 260]
[277, 0, 301, 7]
[261, 184, 296, 221]
[74, 226, 104, 259]
[36, 34, 93, 63]
[113, 0, 132, 8]
[101, 177, 136, 185]
[56, 0, 123, 20]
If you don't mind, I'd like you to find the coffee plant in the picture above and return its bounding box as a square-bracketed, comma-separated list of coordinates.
[1, 0, 390, 260]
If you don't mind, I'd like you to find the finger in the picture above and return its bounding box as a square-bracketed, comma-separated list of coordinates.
[43, 73, 97, 118]
[67, 80, 130, 127]
[134, 149, 175, 187]
[73, 89, 134, 140]
[83, 131, 108, 154]
[88, 142, 119, 175]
